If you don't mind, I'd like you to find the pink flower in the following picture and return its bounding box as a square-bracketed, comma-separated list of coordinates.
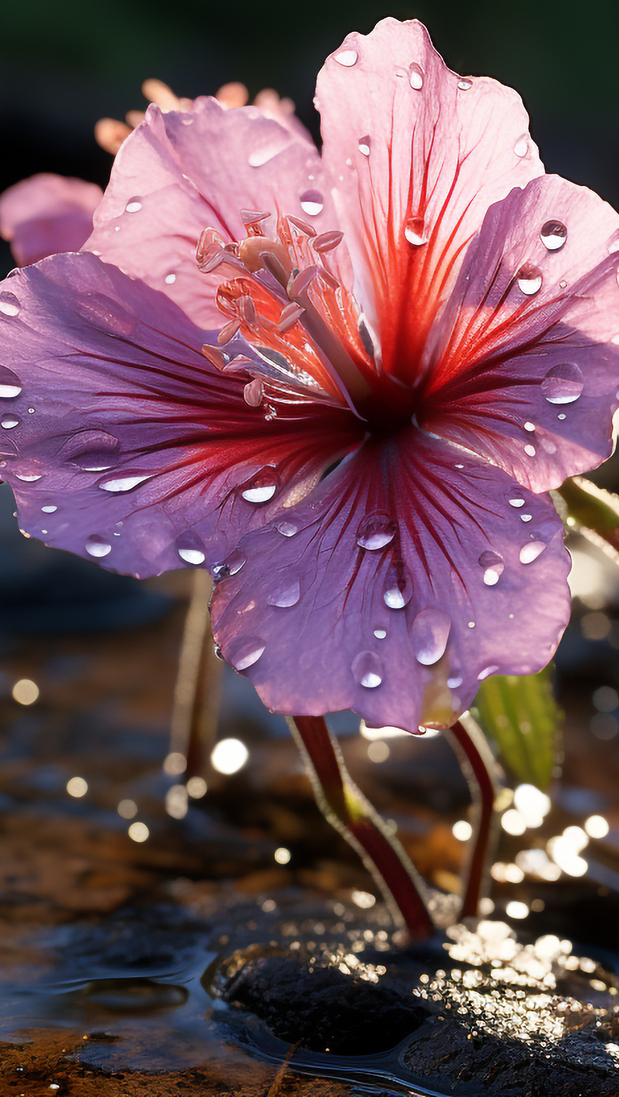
[0, 174, 103, 266]
[1, 18, 618, 733]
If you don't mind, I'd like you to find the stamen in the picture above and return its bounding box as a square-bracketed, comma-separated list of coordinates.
[241, 209, 271, 226]
[94, 118, 132, 156]
[288, 266, 320, 296]
[142, 79, 181, 112]
[201, 344, 229, 370]
[287, 215, 318, 238]
[312, 230, 345, 254]
[238, 236, 290, 277]
[217, 319, 242, 345]
[277, 303, 305, 332]
[216, 82, 249, 109]
[238, 295, 257, 325]
[243, 379, 263, 406]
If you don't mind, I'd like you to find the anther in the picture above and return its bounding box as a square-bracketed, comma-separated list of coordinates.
[244, 379, 263, 407]
[201, 344, 229, 370]
[277, 303, 305, 332]
[288, 266, 320, 297]
[241, 209, 271, 226]
[312, 230, 344, 253]
[287, 215, 318, 238]
[217, 319, 242, 345]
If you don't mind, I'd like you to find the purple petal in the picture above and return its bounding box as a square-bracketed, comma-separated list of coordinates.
[421, 174, 619, 491]
[85, 98, 338, 327]
[211, 429, 570, 732]
[0, 252, 362, 577]
[0, 174, 103, 266]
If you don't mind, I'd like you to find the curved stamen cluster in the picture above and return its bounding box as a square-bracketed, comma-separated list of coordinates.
[197, 211, 412, 428]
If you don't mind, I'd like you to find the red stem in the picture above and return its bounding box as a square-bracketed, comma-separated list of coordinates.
[449, 716, 501, 919]
[289, 715, 434, 940]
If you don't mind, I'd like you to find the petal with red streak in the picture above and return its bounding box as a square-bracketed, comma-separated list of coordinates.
[0, 253, 362, 578]
[85, 98, 337, 328]
[420, 175, 619, 491]
[0, 174, 103, 266]
[211, 430, 569, 733]
[316, 18, 544, 376]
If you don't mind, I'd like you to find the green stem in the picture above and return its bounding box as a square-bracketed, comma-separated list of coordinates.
[288, 716, 435, 940]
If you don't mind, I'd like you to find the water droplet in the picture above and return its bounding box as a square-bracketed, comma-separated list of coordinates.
[412, 608, 451, 666]
[524, 421, 536, 432]
[277, 520, 298, 537]
[334, 48, 358, 66]
[0, 292, 20, 317]
[211, 550, 246, 581]
[357, 513, 396, 551]
[457, 78, 472, 90]
[374, 628, 387, 639]
[558, 412, 566, 420]
[358, 136, 371, 157]
[514, 135, 529, 157]
[61, 429, 120, 471]
[15, 471, 42, 482]
[541, 362, 583, 404]
[99, 474, 151, 493]
[409, 63, 424, 89]
[517, 265, 542, 296]
[540, 220, 567, 251]
[479, 550, 504, 586]
[520, 541, 547, 564]
[241, 470, 278, 503]
[520, 513, 532, 522]
[509, 498, 525, 508]
[86, 534, 112, 558]
[267, 580, 301, 608]
[467, 621, 476, 629]
[383, 567, 412, 608]
[352, 651, 383, 688]
[0, 365, 22, 398]
[404, 217, 428, 246]
[300, 190, 324, 216]
[125, 198, 142, 213]
[524, 444, 536, 457]
[176, 533, 206, 566]
[448, 675, 463, 688]
[1, 415, 19, 429]
[28, 407, 35, 413]
[478, 665, 499, 681]
[229, 636, 265, 671]
[165, 273, 177, 284]
[41, 505, 57, 513]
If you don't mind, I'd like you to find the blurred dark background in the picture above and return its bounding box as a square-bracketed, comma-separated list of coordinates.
[1, 0, 619, 279]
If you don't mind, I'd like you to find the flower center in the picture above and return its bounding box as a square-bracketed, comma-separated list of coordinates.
[197, 210, 415, 432]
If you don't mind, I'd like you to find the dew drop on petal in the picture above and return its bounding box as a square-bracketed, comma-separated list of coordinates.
[520, 513, 533, 522]
[524, 444, 536, 457]
[540, 220, 567, 251]
[334, 48, 358, 66]
[229, 636, 265, 671]
[358, 135, 371, 157]
[300, 190, 324, 216]
[412, 608, 451, 666]
[277, 520, 298, 537]
[62, 429, 120, 471]
[514, 135, 529, 157]
[448, 675, 463, 688]
[457, 78, 472, 90]
[541, 362, 583, 404]
[517, 265, 542, 295]
[165, 273, 177, 284]
[241, 470, 278, 503]
[352, 651, 383, 688]
[478, 665, 499, 681]
[86, 534, 112, 558]
[357, 513, 396, 551]
[100, 474, 151, 493]
[0, 366, 22, 398]
[15, 471, 42, 482]
[479, 550, 504, 586]
[42, 505, 57, 513]
[176, 532, 206, 566]
[1, 415, 19, 429]
[0, 292, 21, 317]
[383, 567, 412, 609]
[404, 217, 428, 246]
[520, 541, 547, 564]
[211, 549, 246, 581]
[524, 421, 536, 432]
[267, 580, 301, 608]
[509, 498, 525, 508]
[125, 197, 142, 213]
[374, 628, 387, 639]
[409, 63, 424, 89]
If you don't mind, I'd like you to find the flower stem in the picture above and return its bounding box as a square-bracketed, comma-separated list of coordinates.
[169, 570, 222, 778]
[287, 716, 435, 940]
[447, 714, 502, 919]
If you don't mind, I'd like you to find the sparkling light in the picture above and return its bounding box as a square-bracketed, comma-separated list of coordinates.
[12, 678, 39, 705]
[118, 799, 137, 819]
[128, 821, 149, 843]
[274, 846, 291, 864]
[452, 820, 473, 842]
[165, 784, 188, 819]
[501, 808, 527, 835]
[505, 900, 529, 919]
[547, 835, 588, 876]
[585, 814, 609, 839]
[66, 776, 88, 798]
[360, 720, 408, 739]
[562, 825, 589, 852]
[513, 783, 551, 828]
[211, 738, 249, 775]
[367, 740, 390, 762]
[187, 776, 207, 798]
[352, 889, 376, 908]
[163, 751, 186, 776]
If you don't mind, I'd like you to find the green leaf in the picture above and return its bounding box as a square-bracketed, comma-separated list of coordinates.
[557, 476, 619, 563]
[472, 668, 561, 789]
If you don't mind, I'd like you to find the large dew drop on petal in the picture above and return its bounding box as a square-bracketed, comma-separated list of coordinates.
[412, 608, 451, 665]
[352, 651, 383, 688]
[541, 363, 584, 405]
[357, 513, 396, 550]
